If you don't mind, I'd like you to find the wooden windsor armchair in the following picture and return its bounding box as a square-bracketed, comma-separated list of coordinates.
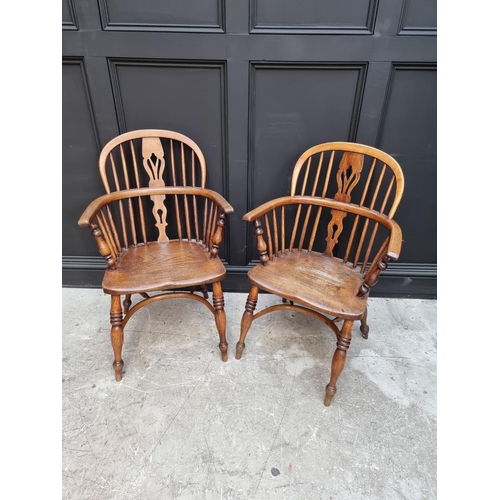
[236, 142, 404, 406]
[78, 130, 234, 381]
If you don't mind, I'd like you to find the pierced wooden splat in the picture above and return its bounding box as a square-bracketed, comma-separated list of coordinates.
[324, 151, 364, 256]
[142, 137, 168, 242]
[334, 151, 364, 202]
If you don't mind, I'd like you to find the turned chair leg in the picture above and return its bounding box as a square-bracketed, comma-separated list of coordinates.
[123, 294, 132, 314]
[360, 306, 369, 339]
[236, 285, 259, 359]
[324, 320, 353, 406]
[212, 281, 228, 362]
[110, 295, 124, 381]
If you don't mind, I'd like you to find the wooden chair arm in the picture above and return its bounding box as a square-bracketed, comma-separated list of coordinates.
[243, 196, 402, 261]
[78, 187, 234, 227]
[78, 187, 233, 269]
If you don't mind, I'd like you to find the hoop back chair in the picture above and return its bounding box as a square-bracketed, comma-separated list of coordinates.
[236, 142, 404, 406]
[78, 129, 234, 381]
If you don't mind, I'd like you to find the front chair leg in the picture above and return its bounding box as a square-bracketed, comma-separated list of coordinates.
[236, 285, 259, 359]
[360, 306, 369, 339]
[325, 320, 353, 406]
[110, 295, 124, 381]
[212, 281, 228, 362]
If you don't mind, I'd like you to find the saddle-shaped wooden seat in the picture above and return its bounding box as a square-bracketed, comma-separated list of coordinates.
[102, 241, 227, 295]
[247, 251, 367, 319]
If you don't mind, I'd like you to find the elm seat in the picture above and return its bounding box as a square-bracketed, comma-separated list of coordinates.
[247, 251, 367, 320]
[236, 141, 404, 407]
[103, 241, 227, 295]
[78, 129, 234, 381]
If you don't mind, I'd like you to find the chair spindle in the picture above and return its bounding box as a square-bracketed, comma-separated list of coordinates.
[264, 214, 273, 259]
[272, 209, 279, 257]
[130, 141, 147, 243]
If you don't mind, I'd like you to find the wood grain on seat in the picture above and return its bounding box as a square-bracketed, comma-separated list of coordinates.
[103, 241, 227, 294]
[248, 251, 367, 320]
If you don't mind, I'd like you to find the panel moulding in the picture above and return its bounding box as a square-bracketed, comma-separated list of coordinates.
[98, 0, 225, 33]
[250, 0, 379, 35]
[62, 0, 78, 30]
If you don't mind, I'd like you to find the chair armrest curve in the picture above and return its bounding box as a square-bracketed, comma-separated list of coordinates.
[243, 196, 402, 260]
[78, 187, 234, 227]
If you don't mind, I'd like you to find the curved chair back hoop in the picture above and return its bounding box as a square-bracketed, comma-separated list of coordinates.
[290, 142, 404, 219]
[98, 129, 207, 194]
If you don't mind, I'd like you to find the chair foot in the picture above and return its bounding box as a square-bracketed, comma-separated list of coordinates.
[236, 286, 259, 360]
[219, 342, 228, 362]
[360, 307, 369, 339]
[360, 324, 370, 339]
[235, 342, 245, 359]
[324, 385, 337, 406]
[113, 360, 124, 381]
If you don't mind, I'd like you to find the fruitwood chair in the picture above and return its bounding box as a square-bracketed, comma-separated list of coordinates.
[78, 130, 234, 381]
[236, 142, 404, 406]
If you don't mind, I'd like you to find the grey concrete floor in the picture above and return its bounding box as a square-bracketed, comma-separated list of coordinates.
[62, 288, 437, 500]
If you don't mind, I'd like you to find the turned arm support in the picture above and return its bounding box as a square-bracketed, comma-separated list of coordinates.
[251, 219, 269, 265]
[90, 222, 117, 270]
[357, 242, 395, 297]
[210, 212, 227, 259]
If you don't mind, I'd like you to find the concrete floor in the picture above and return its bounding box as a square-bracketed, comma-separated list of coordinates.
[62, 288, 437, 500]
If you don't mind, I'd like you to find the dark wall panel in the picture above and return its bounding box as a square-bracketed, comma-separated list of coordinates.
[252, 0, 377, 32]
[378, 64, 437, 263]
[100, 0, 223, 31]
[62, 60, 101, 256]
[110, 60, 227, 197]
[250, 63, 365, 207]
[400, 0, 437, 34]
[62, 0, 77, 30]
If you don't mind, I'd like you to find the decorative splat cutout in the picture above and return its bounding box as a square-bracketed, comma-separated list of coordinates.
[324, 152, 364, 256]
[142, 138, 168, 242]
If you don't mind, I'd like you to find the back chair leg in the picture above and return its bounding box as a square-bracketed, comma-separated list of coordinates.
[110, 295, 124, 381]
[212, 281, 228, 362]
[123, 294, 132, 314]
[324, 320, 353, 406]
[236, 285, 259, 359]
[360, 306, 369, 339]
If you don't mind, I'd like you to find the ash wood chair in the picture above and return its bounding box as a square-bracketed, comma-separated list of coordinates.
[78, 130, 234, 381]
[236, 142, 404, 406]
